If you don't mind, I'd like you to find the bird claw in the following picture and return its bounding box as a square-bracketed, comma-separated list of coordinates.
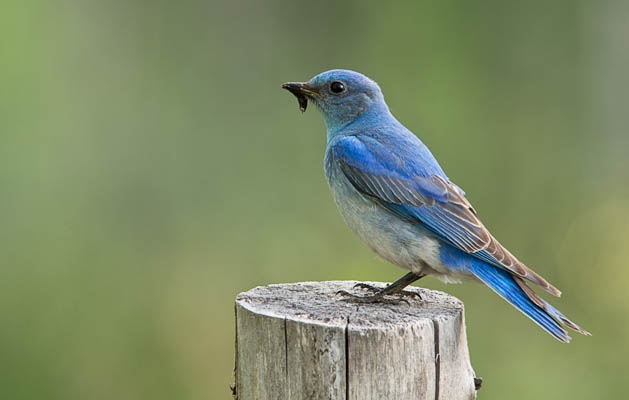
[352, 283, 382, 293]
[352, 283, 423, 301]
[399, 290, 423, 301]
[336, 287, 420, 305]
[337, 290, 408, 305]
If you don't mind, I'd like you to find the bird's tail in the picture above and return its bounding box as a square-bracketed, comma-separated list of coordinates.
[468, 261, 590, 342]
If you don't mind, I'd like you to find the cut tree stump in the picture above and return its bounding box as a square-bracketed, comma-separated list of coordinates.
[233, 281, 478, 400]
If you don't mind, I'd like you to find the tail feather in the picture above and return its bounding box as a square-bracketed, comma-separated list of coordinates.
[469, 261, 589, 342]
[513, 276, 590, 336]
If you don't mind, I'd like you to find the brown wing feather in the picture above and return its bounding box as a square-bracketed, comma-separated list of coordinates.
[432, 176, 562, 297]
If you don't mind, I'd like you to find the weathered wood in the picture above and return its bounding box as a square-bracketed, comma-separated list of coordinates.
[234, 281, 477, 400]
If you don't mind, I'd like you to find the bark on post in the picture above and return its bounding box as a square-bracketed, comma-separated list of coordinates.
[233, 281, 478, 400]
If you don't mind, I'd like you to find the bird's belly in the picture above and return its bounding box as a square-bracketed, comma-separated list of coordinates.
[325, 162, 455, 278]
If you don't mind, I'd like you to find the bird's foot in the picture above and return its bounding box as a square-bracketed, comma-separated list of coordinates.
[336, 283, 422, 305]
[397, 289, 423, 301]
[352, 282, 383, 293]
[352, 282, 423, 301]
[336, 290, 407, 305]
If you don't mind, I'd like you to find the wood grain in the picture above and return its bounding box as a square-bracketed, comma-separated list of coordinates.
[234, 281, 477, 400]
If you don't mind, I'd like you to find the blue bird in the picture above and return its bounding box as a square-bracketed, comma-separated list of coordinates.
[282, 69, 589, 342]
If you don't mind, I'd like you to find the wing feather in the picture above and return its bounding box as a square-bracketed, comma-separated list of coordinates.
[331, 135, 561, 296]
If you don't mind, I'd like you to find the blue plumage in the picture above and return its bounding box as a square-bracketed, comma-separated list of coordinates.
[439, 244, 573, 341]
[283, 69, 589, 342]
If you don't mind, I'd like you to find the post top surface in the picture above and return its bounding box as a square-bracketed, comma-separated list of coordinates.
[236, 281, 464, 329]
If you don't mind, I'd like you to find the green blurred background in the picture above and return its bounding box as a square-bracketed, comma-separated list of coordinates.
[2, 0, 628, 398]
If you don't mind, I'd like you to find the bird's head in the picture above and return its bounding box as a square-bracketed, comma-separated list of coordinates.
[282, 69, 386, 131]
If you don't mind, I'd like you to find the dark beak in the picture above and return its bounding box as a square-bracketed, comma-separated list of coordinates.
[281, 82, 318, 112]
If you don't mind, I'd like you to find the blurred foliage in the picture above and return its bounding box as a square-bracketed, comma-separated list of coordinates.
[1, 0, 628, 399]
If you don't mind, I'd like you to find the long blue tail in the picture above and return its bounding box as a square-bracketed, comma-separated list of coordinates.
[467, 261, 589, 342]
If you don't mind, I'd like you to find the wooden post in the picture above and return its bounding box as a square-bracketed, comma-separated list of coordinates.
[233, 281, 479, 400]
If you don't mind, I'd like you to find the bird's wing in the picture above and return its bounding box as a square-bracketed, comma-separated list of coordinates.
[330, 134, 561, 296]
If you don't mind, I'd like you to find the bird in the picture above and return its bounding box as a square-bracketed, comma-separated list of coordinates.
[282, 69, 589, 342]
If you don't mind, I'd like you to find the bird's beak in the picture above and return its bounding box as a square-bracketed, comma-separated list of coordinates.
[281, 82, 318, 112]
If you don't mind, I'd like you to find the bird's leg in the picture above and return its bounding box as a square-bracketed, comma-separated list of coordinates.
[337, 272, 425, 304]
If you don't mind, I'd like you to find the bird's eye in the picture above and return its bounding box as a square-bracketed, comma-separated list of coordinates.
[330, 81, 345, 94]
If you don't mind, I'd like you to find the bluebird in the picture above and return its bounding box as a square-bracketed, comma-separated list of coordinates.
[282, 69, 589, 342]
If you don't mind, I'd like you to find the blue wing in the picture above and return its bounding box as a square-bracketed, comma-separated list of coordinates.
[330, 134, 561, 296]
